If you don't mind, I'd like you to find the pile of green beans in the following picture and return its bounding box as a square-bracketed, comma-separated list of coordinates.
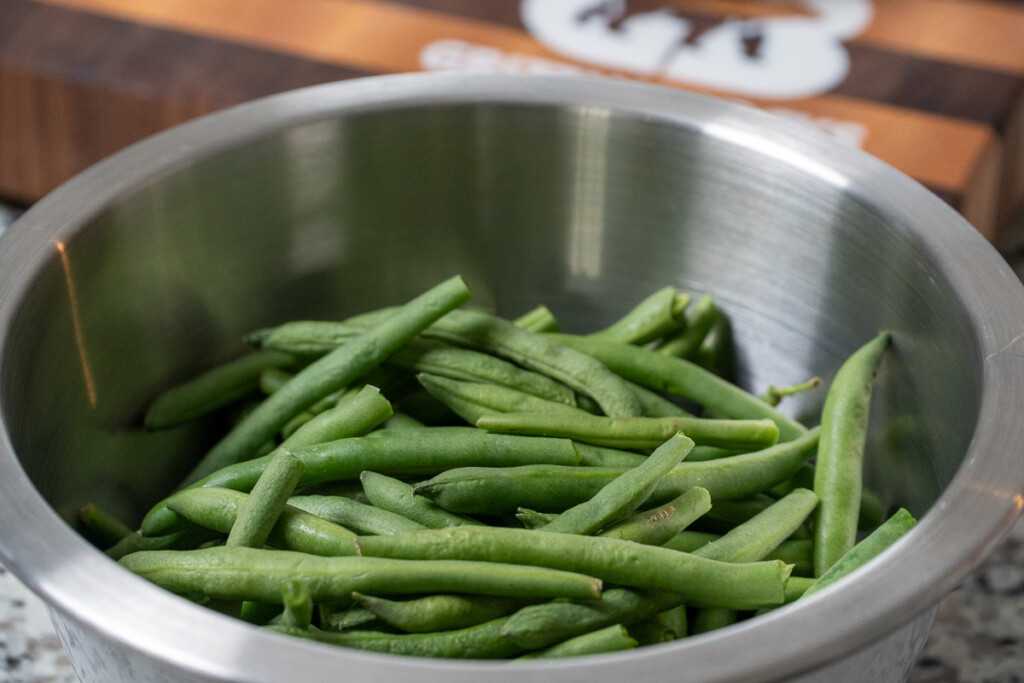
[85, 277, 917, 661]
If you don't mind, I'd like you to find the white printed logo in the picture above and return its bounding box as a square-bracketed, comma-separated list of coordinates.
[520, 0, 874, 99]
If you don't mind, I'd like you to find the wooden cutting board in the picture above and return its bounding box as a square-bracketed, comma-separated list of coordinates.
[2, 0, 1023, 241]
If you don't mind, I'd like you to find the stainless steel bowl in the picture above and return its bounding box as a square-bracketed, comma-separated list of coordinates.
[1, 73, 1023, 682]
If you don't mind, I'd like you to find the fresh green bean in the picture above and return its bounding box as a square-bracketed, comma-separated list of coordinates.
[280, 580, 313, 630]
[513, 305, 559, 333]
[516, 624, 637, 659]
[351, 592, 523, 633]
[813, 331, 891, 576]
[657, 295, 717, 358]
[477, 412, 779, 451]
[803, 508, 915, 599]
[181, 276, 472, 485]
[540, 433, 694, 535]
[286, 495, 426, 535]
[321, 607, 379, 632]
[691, 488, 818, 564]
[283, 385, 393, 449]
[516, 509, 557, 529]
[548, 334, 807, 440]
[654, 605, 688, 640]
[145, 350, 295, 429]
[693, 311, 735, 381]
[121, 547, 603, 602]
[380, 412, 425, 430]
[78, 503, 133, 548]
[143, 428, 579, 535]
[589, 287, 690, 345]
[597, 487, 711, 545]
[356, 527, 790, 609]
[769, 539, 813, 577]
[661, 530, 719, 553]
[165, 488, 358, 556]
[628, 618, 676, 646]
[259, 367, 293, 394]
[269, 619, 523, 659]
[417, 374, 585, 426]
[425, 310, 642, 418]
[363, 471, 483, 529]
[414, 427, 819, 514]
[227, 450, 305, 549]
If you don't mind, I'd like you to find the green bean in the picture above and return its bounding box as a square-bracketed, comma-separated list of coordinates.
[803, 508, 915, 599]
[280, 580, 313, 630]
[363, 471, 483, 529]
[269, 619, 523, 659]
[690, 608, 736, 635]
[589, 287, 690, 345]
[416, 374, 585, 426]
[227, 450, 305, 549]
[760, 377, 822, 407]
[104, 527, 222, 561]
[425, 310, 642, 418]
[548, 334, 807, 441]
[516, 624, 637, 659]
[683, 446, 744, 462]
[356, 527, 790, 610]
[540, 434, 694, 535]
[414, 427, 819, 514]
[283, 385, 393, 449]
[78, 503, 133, 548]
[813, 331, 891, 576]
[574, 443, 647, 468]
[657, 295, 717, 358]
[145, 350, 295, 429]
[121, 547, 603, 602]
[769, 539, 813, 577]
[181, 276, 472, 485]
[351, 592, 523, 633]
[597, 487, 711, 545]
[513, 305, 559, 333]
[286, 495, 426, 535]
[239, 600, 284, 625]
[477, 412, 779, 451]
[165, 488, 358, 556]
[143, 428, 579, 535]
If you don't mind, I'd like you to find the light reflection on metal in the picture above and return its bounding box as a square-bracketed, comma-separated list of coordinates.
[55, 240, 97, 407]
[569, 107, 611, 279]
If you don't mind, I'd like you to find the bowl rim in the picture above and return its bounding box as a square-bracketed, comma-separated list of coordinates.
[1, 71, 1023, 682]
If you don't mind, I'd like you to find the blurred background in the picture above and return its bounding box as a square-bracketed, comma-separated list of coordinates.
[1, 1, 1023, 680]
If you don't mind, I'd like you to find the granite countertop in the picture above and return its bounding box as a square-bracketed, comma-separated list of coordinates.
[2, 205, 1024, 682]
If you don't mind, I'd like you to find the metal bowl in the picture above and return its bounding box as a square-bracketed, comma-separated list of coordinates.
[1, 73, 1022, 682]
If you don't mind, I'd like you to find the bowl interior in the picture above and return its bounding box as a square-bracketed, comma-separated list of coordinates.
[1, 100, 978, 529]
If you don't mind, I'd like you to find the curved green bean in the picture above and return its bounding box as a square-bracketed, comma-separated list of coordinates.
[656, 294, 717, 358]
[356, 527, 790, 609]
[597, 487, 711, 545]
[476, 411, 779, 451]
[121, 547, 603, 602]
[813, 331, 891, 576]
[416, 374, 585, 426]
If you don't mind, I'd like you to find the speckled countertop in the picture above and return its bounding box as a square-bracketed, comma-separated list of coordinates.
[2, 204, 1024, 682]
